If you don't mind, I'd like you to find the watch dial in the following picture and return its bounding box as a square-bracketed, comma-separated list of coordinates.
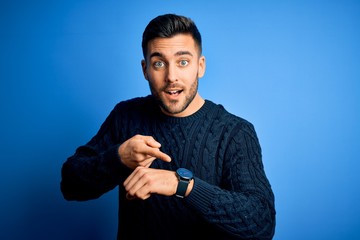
[178, 168, 193, 179]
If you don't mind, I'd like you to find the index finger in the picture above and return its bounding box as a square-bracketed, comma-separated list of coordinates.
[144, 136, 162, 148]
[146, 147, 171, 163]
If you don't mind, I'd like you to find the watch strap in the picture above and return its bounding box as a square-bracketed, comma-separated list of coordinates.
[175, 179, 189, 198]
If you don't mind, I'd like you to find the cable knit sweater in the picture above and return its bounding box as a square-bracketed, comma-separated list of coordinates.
[61, 95, 276, 240]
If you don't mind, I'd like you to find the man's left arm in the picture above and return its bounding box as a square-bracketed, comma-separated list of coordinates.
[184, 123, 276, 239]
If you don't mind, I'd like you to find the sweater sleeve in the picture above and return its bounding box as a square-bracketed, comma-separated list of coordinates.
[185, 122, 276, 239]
[60, 105, 131, 201]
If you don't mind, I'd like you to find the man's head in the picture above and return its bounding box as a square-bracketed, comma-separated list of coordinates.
[142, 14, 202, 60]
[141, 14, 206, 117]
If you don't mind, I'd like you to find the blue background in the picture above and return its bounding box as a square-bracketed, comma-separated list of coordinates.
[1, 0, 359, 239]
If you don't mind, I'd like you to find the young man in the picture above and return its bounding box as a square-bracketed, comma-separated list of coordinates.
[61, 13, 276, 239]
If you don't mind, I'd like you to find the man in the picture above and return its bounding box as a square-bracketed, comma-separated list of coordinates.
[61, 13, 276, 239]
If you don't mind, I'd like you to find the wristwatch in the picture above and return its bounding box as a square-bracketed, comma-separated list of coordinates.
[175, 168, 193, 198]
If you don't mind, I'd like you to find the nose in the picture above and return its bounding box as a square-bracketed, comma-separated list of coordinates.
[166, 63, 177, 82]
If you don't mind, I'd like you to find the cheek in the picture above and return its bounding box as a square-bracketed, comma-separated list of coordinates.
[148, 72, 161, 82]
[186, 66, 199, 80]
[147, 73, 165, 88]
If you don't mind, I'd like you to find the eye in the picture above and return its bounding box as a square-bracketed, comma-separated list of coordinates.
[154, 61, 165, 68]
[179, 60, 189, 67]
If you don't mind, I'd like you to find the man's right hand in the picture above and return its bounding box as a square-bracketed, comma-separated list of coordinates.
[118, 134, 171, 169]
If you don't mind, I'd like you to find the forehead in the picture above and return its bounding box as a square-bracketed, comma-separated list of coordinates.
[147, 34, 199, 58]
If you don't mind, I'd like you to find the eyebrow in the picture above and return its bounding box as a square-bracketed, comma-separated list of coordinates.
[149, 51, 193, 59]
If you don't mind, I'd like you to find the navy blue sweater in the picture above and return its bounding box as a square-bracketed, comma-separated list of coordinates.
[61, 95, 276, 239]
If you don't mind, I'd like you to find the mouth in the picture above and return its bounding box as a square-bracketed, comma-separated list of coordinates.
[165, 89, 183, 96]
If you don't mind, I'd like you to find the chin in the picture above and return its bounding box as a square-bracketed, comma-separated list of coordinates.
[161, 102, 185, 115]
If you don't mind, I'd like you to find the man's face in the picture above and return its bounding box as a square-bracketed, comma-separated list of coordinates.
[142, 34, 206, 117]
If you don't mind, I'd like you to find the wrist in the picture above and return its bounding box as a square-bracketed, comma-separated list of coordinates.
[185, 179, 194, 197]
[175, 168, 194, 198]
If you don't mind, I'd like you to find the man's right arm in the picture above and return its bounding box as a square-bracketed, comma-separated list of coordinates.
[61, 143, 127, 201]
[60, 105, 128, 201]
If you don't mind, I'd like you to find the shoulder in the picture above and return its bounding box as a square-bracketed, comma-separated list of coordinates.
[206, 100, 254, 126]
[205, 100, 258, 138]
[111, 95, 159, 115]
[102, 95, 159, 124]
[114, 95, 155, 109]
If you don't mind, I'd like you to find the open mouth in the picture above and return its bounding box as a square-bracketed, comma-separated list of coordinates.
[166, 90, 183, 95]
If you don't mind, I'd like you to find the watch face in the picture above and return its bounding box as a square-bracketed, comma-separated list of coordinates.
[177, 168, 193, 180]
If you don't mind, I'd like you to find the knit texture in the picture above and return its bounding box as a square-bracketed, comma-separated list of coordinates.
[61, 95, 276, 240]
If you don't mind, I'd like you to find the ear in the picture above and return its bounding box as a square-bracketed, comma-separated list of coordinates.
[141, 60, 148, 80]
[197, 55, 206, 78]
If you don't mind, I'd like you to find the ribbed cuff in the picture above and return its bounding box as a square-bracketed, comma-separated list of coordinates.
[186, 177, 216, 214]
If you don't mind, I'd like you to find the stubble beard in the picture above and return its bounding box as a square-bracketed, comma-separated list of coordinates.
[149, 77, 199, 115]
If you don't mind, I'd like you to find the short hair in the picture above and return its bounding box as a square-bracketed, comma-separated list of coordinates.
[142, 13, 202, 59]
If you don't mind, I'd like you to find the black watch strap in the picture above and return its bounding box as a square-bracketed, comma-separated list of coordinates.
[175, 179, 189, 198]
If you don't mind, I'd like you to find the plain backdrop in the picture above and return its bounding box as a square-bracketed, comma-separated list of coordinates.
[1, 0, 359, 239]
